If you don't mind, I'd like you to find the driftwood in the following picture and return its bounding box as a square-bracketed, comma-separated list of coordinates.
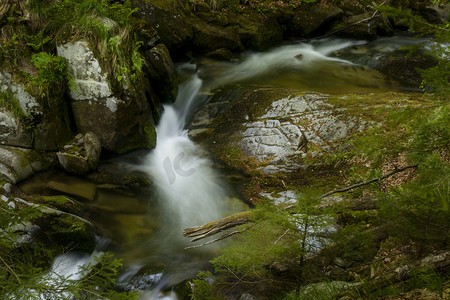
[338, 250, 450, 297]
[183, 166, 417, 248]
[183, 211, 252, 241]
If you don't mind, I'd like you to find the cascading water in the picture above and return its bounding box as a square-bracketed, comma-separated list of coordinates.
[36, 37, 432, 299]
[143, 69, 227, 235]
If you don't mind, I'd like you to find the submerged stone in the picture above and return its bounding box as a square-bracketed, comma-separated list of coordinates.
[47, 179, 97, 202]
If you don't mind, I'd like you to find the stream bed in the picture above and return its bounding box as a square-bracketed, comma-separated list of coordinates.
[18, 35, 431, 299]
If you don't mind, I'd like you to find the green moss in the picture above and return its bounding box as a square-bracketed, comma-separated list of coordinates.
[144, 120, 157, 148]
[327, 92, 437, 123]
[24, 195, 83, 213]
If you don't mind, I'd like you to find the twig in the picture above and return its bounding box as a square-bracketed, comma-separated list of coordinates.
[320, 165, 418, 198]
[273, 229, 290, 246]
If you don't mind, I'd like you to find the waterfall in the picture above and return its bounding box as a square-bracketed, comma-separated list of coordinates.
[143, 68, 227, 237]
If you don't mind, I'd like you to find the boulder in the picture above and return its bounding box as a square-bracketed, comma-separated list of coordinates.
[290, 5, 344, 37]
[428, 2, 450, 22]
[87, 157, 152, 187]
[333, 13, 393, 40]
[30, 203, 96, 252]
[334, 43, 438, 87]
[131, 0, 193, 57]
[145, 43, 178, 103]
[236, 14, 283, 51]
[0, 109, 33, 148]
[0, 146, 55, 184]
[57, 132, 102, 175]
[57, 41, 156, 153]
[192, 19, 243, 53]
[0, 70, 72, 150]
[0, 71, 39, 148]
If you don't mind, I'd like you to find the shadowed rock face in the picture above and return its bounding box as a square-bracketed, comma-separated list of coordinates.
[145, 43, 178, 103]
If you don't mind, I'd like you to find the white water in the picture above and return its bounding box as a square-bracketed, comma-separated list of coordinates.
[142, 73, 227, 233]
[207, 39, 366, 88]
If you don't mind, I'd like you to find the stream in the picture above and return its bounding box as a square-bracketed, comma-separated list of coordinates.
[19, 35, 431, 299]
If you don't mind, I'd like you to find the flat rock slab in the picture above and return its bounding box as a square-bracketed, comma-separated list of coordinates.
[189, 89, 369, 174]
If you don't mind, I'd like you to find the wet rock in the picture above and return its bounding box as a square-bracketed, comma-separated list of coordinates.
[334, 41, 438, 87]
[111, 214, 157, 244]
[33, 207, 96, 252]
[84, 132, 102, 169]
[239, 293, 259, 300]
[47, 178, 97, 202]
[26, 195, 83, 215]
[0, 146, 55, 184]
[57, 41, 156, 153]
[88, 158, 152, 187]
[92, 189, 148, 214]
[205, 48, 234, 61]
[0, 109, 33, 148]
[131, 0, 193, 57]
[290, 5, 344, 37]
[192, 19, 243, 53]
[236, 14, 283, 51]
[57, 132, 101, 175]
[333, 14, 393, 40]
[145, 43, 178, 103]
[57, 152, 90, 175]
[6, 196, 96, 252]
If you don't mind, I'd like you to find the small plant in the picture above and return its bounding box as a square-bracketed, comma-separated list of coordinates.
[29, 52, 72, 104]
[189, 271, 220, 300]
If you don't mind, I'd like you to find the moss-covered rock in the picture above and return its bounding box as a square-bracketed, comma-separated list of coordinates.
[33, 211, 96, 252]
[289, 5, 344, 38]
[0, 146, 55, 184]
[57, 132, 102, 175]
[131, 0, 194, 57]
[57, 41, 156, 153]
[192, 19, 243, 53]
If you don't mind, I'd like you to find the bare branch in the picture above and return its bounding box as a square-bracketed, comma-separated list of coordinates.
[320, 165, 417, 198]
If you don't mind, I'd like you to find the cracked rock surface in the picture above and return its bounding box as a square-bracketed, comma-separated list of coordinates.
[189, 89, 370, 174]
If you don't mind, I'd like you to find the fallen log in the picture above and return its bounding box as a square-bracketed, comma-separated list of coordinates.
[183, 211, 252, 242]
